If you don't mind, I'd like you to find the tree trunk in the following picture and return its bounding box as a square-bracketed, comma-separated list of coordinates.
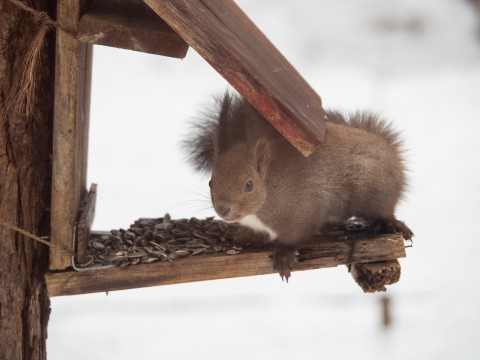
[0, 1, 55, 359]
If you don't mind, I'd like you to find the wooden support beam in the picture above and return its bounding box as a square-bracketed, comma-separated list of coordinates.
[46, 233, 406, 297]
[350, 260, 402, 293]
[143, 0, 325, 156]
[50, 0, 92, 270]
[78, 0, 189, 58]
[75, 184, 97, 263]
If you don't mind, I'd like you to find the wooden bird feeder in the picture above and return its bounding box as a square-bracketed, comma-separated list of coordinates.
[46, 0, 408, 297]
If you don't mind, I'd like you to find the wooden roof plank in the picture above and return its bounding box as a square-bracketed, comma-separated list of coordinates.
[143, 0, 325, 156]
[78, 0, 189, 58]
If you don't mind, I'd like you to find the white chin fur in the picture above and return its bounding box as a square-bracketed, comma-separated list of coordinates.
[239, 215, 278, 240]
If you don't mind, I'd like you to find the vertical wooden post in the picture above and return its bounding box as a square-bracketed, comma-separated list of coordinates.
[0, 2, 54, 356]
[381, 296, 392, 328]
[50, 0, 92, 270]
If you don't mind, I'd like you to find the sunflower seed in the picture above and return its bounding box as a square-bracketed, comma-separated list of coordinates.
[193, 231, 207, 240]
[143, 257, 160, 264]
[163, 213, 172, 224]
[151, 242, 167, 252]
[126, 250, 147, 259]
[175, 250, 191, 258]
[129, 258, 141, 265]
[205, 230, 222, 237]
[191, 248, 206, 256]
[168, 252, 179, 262]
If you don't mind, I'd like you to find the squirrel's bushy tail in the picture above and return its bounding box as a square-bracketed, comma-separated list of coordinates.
[325, 110, 403, 150]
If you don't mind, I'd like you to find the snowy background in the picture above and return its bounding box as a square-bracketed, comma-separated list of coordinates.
[48, 0, 480, 359]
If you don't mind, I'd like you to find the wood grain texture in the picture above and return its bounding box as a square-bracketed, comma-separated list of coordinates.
[143, 0, 325, 156]
[350, 260, 402, 293]
[78, 0, 189, 57]
[50, 0, 91, 270]
[46, 233, 406, 297]
[76, 184, 97, 263]
[0, 1, 54, 357]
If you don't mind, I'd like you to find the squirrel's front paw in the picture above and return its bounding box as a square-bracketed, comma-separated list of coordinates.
[272, 244, 297, 282]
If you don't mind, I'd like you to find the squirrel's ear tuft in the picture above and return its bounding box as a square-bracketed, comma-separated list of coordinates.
[182, 95, 227, 173]
[253, 139, 270, 179]
[217, 92, 246, 152]
[217, 92, 233, 153]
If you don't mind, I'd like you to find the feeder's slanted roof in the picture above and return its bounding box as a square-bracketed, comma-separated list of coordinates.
[143, 0, 325, 156]
[79, 0, 325, 155]
[78, 0, 323, 155]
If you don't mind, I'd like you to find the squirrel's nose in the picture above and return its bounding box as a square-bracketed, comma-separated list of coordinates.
[217, 204, 231, 218]
[215, 198, 231, 218]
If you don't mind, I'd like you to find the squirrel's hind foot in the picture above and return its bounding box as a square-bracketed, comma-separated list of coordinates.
[272, 244, 297, 282]
[373, 217, 414, 241]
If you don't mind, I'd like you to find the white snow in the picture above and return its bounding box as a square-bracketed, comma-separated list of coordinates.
[48, 0, 480, 359]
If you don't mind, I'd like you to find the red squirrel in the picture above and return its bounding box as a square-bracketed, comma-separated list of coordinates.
[186, 93, 413, 280]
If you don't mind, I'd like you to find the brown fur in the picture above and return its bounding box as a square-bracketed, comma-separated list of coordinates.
[185, 92, 413, 280]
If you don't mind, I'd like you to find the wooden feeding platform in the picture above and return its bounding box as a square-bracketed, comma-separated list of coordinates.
[47, 0, 410, 297]
[45, 212, 407, 297]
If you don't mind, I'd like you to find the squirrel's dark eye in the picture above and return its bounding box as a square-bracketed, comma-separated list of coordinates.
[244, 180, 254, 193]
[208, 180, 212, 188]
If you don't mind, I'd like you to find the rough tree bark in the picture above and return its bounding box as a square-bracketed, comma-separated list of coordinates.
[0, 0, 55, 359]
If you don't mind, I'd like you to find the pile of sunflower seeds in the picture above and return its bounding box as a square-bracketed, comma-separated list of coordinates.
[75, 214, 245, 270]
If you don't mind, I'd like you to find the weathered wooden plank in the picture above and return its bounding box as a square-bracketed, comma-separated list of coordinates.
[350, 260, 402, 293]
[50, 0, 91, 270]
[78, 0, 189, 58]
[80, 44, 93, 194]
[46, 233, 405, 297]
[143, 0, 325, 156]
[76, 184, 97, 264]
